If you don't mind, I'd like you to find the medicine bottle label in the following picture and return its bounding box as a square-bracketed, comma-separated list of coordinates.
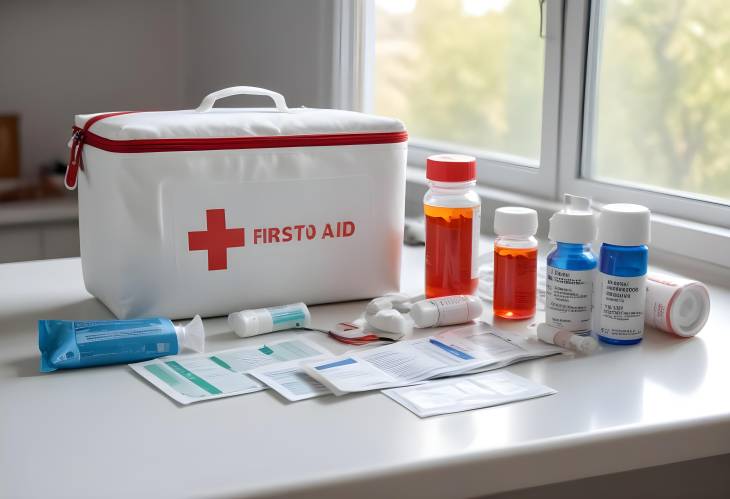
[597, 272, 646, 340]
[644, 280, 677, 332]
[545, 266, 593, 331]
[471, 206, 481, 279]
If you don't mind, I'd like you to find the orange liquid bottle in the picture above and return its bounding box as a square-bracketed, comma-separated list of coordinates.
[492, 207, 539, 319]
[423, 154, 480, 298]
[493, 245, 537, 319]
[425, 205, 478, 297]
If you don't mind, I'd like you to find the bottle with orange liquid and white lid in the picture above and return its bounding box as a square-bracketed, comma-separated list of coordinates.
[424, 154, 481, 298]
[493, 207, 538, 319]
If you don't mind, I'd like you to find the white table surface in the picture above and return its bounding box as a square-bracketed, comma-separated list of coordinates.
[1, 246, 729, 499]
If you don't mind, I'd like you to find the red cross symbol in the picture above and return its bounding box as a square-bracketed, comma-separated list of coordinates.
[188, 209, 245, 271]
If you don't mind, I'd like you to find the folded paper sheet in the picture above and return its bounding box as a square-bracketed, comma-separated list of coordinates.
[383, 370, 556, 418]
[303, 322, 563, 395]
[130, 337, 330, 404]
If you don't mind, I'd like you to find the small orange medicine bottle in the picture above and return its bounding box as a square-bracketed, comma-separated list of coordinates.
[424, 154, 481, 298]
[493, 207, 538, 319]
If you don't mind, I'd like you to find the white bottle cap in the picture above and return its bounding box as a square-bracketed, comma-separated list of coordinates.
[598, 203, 651, 246]
[668, 284, 710, 337]
[228, 309, 274, 338]
[410, 301, 439, 328]
[174, 315, 206, 353]
[494, 207, 538, 237]
[548, 194, 596, 244]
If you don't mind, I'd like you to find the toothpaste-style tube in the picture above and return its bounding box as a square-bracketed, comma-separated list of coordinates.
[228, 302, 311, 338]
[39, 316, 205, 372]
[645, 273, 710, 337]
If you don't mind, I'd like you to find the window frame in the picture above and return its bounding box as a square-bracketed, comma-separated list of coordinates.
[334, 0, 730, 267]
[334, 0, 565, 199]
[559, 0, 730, 229]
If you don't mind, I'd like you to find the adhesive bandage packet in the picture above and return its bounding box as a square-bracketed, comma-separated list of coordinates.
[383, 371, 557, 418]
[303, 322, 563, 395]
[130, 336, 330, 405]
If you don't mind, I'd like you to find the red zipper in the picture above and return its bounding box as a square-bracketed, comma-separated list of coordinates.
[65, 111, 408, 190]
[65, 111, 139, 190]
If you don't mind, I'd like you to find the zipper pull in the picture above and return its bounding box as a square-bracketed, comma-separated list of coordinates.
[64, 111, 138, 190]
[65, 129, 84, 190]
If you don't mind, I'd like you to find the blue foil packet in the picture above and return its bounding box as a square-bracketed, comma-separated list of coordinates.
[38, 316, 204, 372]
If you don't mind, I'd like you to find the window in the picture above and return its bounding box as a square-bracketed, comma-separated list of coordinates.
[373, 0, 544, 162]
[335, 0, 563, 197]
[584, 0, 730, 204]
[334, 0, 730, 264]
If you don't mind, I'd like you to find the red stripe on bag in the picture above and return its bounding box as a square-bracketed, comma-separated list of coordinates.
[74, 129, 409, 154]
[65, 112, 407, 190]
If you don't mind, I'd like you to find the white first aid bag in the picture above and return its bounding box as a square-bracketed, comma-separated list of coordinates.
[66, 86, 408, 319]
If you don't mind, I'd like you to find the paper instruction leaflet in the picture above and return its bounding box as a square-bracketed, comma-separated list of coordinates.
[130, 337, 330, 404]
[383, 370, 557, 418]
[303, 322, 563, 395]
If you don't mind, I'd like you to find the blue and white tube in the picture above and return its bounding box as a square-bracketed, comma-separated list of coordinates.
[39, 316, 205, 372]
[228, 303, 311, 338]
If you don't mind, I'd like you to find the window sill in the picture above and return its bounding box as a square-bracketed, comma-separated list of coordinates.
[406, 165, 730, 284]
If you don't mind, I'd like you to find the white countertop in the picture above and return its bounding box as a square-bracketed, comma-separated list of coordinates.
[0, 197, 78, 226]
[1, 247, 729, 499]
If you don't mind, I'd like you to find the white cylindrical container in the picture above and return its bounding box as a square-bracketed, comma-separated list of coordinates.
[410, 295, 483, 328]
[537, 323, 598, 354]
[228, 302, 311, 338]
[645, 273, 710, 337]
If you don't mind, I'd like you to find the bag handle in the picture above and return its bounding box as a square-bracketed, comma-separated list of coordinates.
[195, 86, 289, 113]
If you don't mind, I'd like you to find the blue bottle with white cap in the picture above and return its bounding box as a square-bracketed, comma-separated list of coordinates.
[596, 203, 651, 345]
[545, 194, 597, 332]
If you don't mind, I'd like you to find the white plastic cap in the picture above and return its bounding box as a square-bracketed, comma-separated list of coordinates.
[174, 315, 206, 353]
[598, 203, 651, 246]
[494, 207, 538, 237]
[228, 309, 274, 338]
[670, 284, 711, 337]
[548, 194, 596, 244]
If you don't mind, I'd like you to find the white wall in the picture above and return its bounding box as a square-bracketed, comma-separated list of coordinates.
[0, 0, 336, 178]
[0, 0, 187, 177]
[183, 0, 335, 109]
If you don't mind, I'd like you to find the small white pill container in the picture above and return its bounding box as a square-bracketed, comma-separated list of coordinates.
[645, 273, 710, 337]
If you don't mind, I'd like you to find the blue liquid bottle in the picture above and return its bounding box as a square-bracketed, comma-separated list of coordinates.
[545, 195, 597, 332]
[595, 204, 651, 345]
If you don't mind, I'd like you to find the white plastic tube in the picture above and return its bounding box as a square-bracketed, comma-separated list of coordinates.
[645, 273, 710, 337]
[228, 303, 311, 338]
[410, 295, 483, 328]
[537, 323, 598, 354]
